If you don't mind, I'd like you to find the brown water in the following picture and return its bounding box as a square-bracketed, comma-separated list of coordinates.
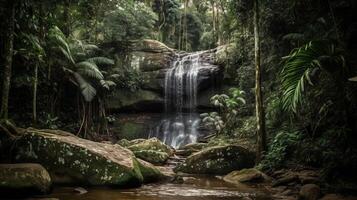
[44, 176, 272, 200]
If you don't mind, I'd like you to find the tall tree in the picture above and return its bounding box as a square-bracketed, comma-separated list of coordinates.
[0, 0, 16, 120]
[254, 0, 266, 162]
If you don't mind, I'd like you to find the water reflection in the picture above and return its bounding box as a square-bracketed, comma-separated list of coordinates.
[46, 176, 272, 200]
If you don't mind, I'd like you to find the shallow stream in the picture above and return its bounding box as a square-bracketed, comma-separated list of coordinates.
[45, 176, 272, 200]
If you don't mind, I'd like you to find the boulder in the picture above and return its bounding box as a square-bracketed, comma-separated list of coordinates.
[136, 159, 164, 183]
[0, 163, 51, 195]
[176, 143, 209, 156]
[133, 150, 169, 164]
[117, 138, 147, 147]
[320, 194, 357, 200]
[13, 129, 162, 186]
[126, 138, 173, 156]
[121, 138, 173, 164]
[174, 145, 255, 175]
[223, 168, 270, 184]
[299, 184, 321, 200]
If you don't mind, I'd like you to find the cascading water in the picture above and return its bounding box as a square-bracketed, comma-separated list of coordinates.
[149, 53, 203, 148]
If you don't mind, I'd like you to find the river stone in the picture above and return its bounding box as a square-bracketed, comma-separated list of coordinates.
[136, 158, 164, 183]
[133, 150, 169, 165]
[174, 145, 255, 175]
[117, 138, 147, 147]
[13, 129, 145, 186]
[223, 168, 270, 184]
[123, 138, 173, 164]
[127, 138, 173, 156]
[177, 143, 209, 156]
[0, 163, 51, 194]
[320, 194, 357, 200]
[299, 184, 321, 200]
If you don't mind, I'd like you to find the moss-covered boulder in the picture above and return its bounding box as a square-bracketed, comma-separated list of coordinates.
[223, 168, 270, 184]
[177, 143, 209, 156]
[13, 129, 152, 187]
[133, 150, 169, 164]
[117, 138, 147, 147]
[174, 145, 255, 175]
[127, 138, 173, 155]
[136, 158, 164, 182]
[0, 163, 51, 195]
[119, 138, 173, 164]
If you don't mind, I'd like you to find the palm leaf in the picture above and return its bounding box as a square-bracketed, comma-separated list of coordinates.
[73, 72, 97, 102]
[281, 41, 344, 113]
[100, 80, 116, 90]
[76, 61, 104, 80]
[87, 57, 115, 65]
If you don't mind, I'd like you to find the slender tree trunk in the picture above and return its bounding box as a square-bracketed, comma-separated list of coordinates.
[212, 1, 216, 41]
[254, 0, 266, 163]
[33, 63, 39, 124]
[63, 0, 70, 36]
[0, 1, 16, 120]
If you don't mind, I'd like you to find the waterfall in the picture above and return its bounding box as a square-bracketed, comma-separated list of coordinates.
[150, 52, 203, 148]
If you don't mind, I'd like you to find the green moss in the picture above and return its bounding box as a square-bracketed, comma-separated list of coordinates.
[174, 145, 255, 175]
[15, 132, 143, 187]
[134, 158, 163, 183]
[132, 150, 169, 164]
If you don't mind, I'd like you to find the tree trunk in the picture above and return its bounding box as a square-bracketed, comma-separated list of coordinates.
[33, 63, 39, 124]
[63, 0, 70, 36]
[0, 0, 16, 120]
[211, 1, 216, 41]
[254, 0, 267, 163]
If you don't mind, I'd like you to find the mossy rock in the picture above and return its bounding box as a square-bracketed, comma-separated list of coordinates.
[177, 143, 209, 156]
[223, 168, 270, 184]
[136, 158, 164, 183]
[0, 163, 52, 195]
[174, 145, 255, 175]
[127, 137, 173, 156]
[13, 129, 145, 187]
[133, 150, 169, 165]
[117, 138, 146, 147]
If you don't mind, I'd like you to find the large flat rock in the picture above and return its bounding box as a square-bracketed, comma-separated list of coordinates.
[13, 129, 163, 187]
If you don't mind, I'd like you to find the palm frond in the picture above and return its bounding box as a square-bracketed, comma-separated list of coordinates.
[87, 57, 115, 65]
[48, 26, 75, 65]
[76, 61, 104, 80]
[73, 72, 97, 102]
[100, 80, 116, 90]
[281, 41, 344, 113]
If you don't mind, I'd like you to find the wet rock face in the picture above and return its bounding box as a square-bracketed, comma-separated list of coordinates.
[0, 163, 52, 195]
[174, 145, 255, 175]
[106, 39, 230, 112]
[13, 129, 163, 186]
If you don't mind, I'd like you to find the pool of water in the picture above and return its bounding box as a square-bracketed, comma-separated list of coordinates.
[44, 176, 272, 200]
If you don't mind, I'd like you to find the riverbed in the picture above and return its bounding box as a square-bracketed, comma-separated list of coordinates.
[44, 176, 272, 200]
